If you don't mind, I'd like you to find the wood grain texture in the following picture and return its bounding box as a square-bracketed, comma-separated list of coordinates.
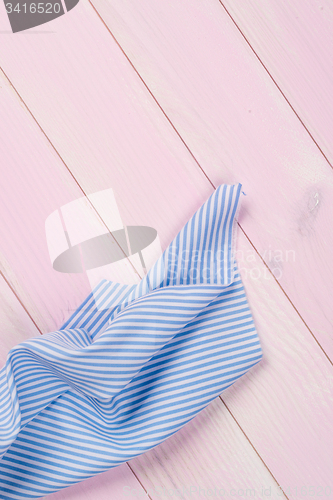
[129, 397, 285, 499]
[129, 229, 333, 496]
[0, 0, 213, 333]
[0, 1, 213, 252]
[0, 77, 282, 497]
[42, 464, 147, 500]
[0, 2, 283, 496]
[88, 0, 333, 360]
[0, 0, 332, 497]
[0, 275, 39, 366]
[223, 230, 333, 492]
[221, 0, 333, 166]
[0, 72, 95, 333]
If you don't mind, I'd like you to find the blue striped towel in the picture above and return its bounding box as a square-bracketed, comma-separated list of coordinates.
[0, 183, 263, 499]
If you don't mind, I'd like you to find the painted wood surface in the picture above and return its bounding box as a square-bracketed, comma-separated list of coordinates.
[221, 0, 333, 166]
[0, 66, 282, 499]
[223, 230, 333, 490]
[0, 17, 160, 496]
[43, 464, 147, 500]
[0, 2, 283, 497]
[0, 0, 213, 332]
[130, 228, 333, 496]
[0, 0, 332, 498]
[89, 0, 333, 360]
[0, 70, 93, 333]
[0, 276, 40, 366]
[130, 397, 284, 499]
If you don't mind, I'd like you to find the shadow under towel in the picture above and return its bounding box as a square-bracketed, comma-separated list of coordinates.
[0, 183, 263, 499]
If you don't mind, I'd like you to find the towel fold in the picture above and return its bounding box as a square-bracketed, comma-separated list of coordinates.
[0, 183, 263, 499]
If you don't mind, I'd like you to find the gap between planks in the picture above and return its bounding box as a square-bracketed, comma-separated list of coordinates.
[0, 62, 287, 498]
[0, 1, 328, 496]
[91, 0, 332, 368]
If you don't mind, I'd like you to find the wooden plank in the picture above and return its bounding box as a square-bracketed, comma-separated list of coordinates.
[129, 231, 333, 494]
[129, 397, 285, 499]
[0, 275, 39, 366]
[0, 73, 98, 333]
[0, 2, 213, 334]
[0, 82, 282, 500]
[222, 230, 333, 491]
[0, 0, 332, 495]
[85, 0, 333, 360]
[0, 5, 282, 497]
[221, 0, 333, 166]
[43, 464, 148, 500]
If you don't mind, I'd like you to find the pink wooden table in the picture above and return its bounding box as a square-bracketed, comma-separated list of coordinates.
[0, 0, 332, 498]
